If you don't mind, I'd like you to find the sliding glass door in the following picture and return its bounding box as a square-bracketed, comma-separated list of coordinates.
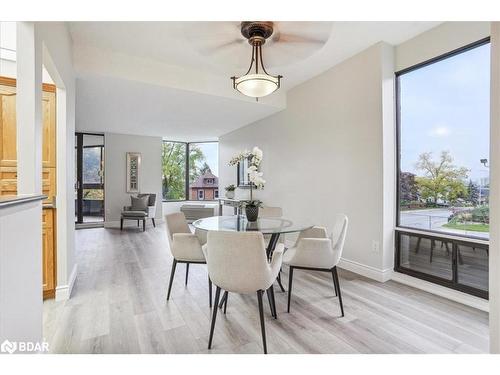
[75, 133, 105, 224]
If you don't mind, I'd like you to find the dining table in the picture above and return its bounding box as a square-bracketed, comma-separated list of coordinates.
[192, 215, 313, 307]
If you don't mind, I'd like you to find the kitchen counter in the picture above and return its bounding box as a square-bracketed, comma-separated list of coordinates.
[0, 194, 47, 209]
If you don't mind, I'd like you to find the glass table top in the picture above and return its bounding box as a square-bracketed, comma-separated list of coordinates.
[193, 215, 313, 235]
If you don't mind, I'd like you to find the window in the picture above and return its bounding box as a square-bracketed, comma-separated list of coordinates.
[395, 38, 490, 298]
[162, 141, 187, 200]
[214, 189, 219, 199]
[162, 141, 218, 201]
[189, 142, 218, 201]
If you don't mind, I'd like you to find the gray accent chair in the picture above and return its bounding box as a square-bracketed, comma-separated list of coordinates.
[121, 193, 157, 231]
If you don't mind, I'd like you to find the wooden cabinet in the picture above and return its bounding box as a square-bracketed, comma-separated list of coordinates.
[42, 208, 56, 298]
[0, 76, 57, 299]
[0, 81, 17, 167]
[0, 166, 17, 196]
[42, 90, 56, 168]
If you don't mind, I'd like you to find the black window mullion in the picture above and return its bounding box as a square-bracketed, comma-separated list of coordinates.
[185, 142, 190, 201]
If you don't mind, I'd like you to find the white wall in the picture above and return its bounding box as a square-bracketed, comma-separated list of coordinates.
[489, 21, 500, 354]
[0, 200, 43, 344]
[104, 132, 163, 226]
[35, 22, 77, 301]
[219, 42, 395, 279]
[396, 22, 490, 71]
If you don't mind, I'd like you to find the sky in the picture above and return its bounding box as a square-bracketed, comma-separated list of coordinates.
[194, 142, 219, 177]
[400, 42, 490, 184]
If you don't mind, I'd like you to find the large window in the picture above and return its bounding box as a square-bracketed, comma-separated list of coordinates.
[162, 141, 218, 201]
[395, 39, 490, 298]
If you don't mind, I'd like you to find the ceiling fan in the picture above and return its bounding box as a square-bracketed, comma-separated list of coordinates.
[186, 21, 331, 100]
[227, 21, 328, 99]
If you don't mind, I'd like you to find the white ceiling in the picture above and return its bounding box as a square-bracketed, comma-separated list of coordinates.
[69, 21, 441, 140]
[76, 75, 280, 141]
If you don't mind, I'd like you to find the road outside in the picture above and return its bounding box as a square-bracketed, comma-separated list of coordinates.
[400, 208, 489, 239]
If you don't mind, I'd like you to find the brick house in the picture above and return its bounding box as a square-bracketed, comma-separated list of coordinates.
[190, 169, 219, 200]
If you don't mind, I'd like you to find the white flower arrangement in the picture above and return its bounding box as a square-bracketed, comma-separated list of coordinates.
[228, 146, 265, 202]
[228, 146, 263, 168]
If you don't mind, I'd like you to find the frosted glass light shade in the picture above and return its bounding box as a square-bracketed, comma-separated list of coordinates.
[234, 74, 279, 98]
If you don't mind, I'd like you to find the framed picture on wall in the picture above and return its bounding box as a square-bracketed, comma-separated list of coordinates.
[126, 152, 141, 193]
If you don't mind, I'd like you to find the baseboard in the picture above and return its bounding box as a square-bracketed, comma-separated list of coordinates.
[337, 258, 393, 282]
[391, 272, 489, 312]
[55, 263, 78, 302]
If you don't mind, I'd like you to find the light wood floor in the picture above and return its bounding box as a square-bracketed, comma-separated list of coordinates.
[43, 223, 489, 354]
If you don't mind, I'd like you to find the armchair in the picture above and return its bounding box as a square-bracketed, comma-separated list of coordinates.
[165, 212, 212, 307]
[205, 230, 284, 354]
[120, 193, 157, 231]
[283, 214, 348, 317]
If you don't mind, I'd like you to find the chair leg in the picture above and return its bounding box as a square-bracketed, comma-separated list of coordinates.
[152, 218, 156, 227]
[223, 293, 228, 314]
[331, 268, 338, 297]
[270, 284, 277, 319]
[166, 259, 177, 301]
[143, 219, 146, 231]
[208, 277, 212, 308]
[266, 284, 277, 319]
[256, 290, 267, 354]
[276, 272, 286, 292]
[287, 267, 294, 313]
[208, 286, 221, 349]
[120, 218, 123, 231]
[137, 220, 139, 227]
[333, 267, 344, 317]
[185, 263, 190, 285]
[218, 291, 228, 309]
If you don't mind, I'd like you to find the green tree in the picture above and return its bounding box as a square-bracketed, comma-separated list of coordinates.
[188, 145, 205, 184]
[467, 179, 480, 206]
[415, 151, 468, 205]
[161, 142, 206, 200]
[199, 162, 211, 176]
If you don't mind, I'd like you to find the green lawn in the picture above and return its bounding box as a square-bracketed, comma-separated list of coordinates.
[442, 223, 490, 232]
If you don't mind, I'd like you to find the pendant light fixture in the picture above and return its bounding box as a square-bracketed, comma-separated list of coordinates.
[231, 22, 282, 100]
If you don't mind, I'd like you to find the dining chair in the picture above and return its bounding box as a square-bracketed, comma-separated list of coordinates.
[165, 212, 212, 307]
[205, 230, 284, 354]
[283, 214, 348, 317]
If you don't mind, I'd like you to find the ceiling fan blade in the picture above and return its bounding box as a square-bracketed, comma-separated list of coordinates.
[274, 33, 327, 44]
[198, 39, 244, 56]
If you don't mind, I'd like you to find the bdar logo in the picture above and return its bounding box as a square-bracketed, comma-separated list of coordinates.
[1, 339, 17, 354]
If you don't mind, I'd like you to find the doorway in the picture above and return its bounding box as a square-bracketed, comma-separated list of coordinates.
[75, 132, 104, 225]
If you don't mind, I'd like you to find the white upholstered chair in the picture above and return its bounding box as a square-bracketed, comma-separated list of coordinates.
[283, 214, 348, 317]
[165, 212, 212, 306]
[205, 231, 284, 354]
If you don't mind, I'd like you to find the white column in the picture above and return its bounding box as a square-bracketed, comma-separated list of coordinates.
[381, 42, 396, 280]
[16, 22, 42, 195]
[489, 22, 500, 354]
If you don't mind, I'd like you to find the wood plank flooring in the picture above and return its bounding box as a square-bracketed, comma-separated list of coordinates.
[43, 223, 489, 354]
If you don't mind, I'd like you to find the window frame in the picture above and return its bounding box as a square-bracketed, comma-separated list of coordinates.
[395, 36, 491, 239]
[162, 140, 219, 202]
[395, 229, 489, 299]
[394, 37, 491, 298]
